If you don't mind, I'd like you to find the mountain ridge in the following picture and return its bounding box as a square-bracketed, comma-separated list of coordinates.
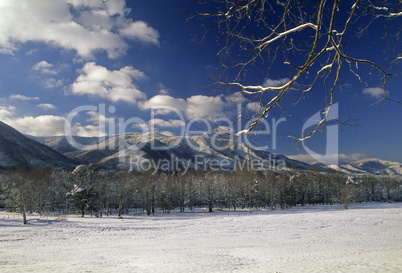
[0, 122, 391, 175]
[32, 133, 402, 176]
[0, 121, 75, 169]
[338, 158, 402, 176]
[31, 133, 310, 172]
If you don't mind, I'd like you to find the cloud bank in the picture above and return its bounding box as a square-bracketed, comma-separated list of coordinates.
[0, 0, 159, 58]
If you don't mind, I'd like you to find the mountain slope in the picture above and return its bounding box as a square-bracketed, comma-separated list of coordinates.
[31, 135, 104, 154]
[0, 121, 75, 169]
[340, 158, 402, 176]
[35, 132, 309, 171]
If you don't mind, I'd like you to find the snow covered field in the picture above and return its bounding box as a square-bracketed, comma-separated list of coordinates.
[1, 203, 402, 273]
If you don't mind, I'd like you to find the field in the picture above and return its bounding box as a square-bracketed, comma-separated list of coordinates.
[1, 203, 402, 272]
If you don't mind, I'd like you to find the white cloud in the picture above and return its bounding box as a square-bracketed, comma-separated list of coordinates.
[4, 115, 66, 136]
[0, 105, 112, 137]
[65, 107, 115, 137]
[119, 21, 160, 46]
[76, 9, 114, 32]
[26, 49, 38, 56]
[67, 110, 113, 137]
[158, 89, 169, 95]
[215, 125, 233, 134]
[30, 61, 67, 88]
[157, 83, 170, 95]
[9, 94, 39, 101]
[363, 87, 388, 99]
[37, 103, 56, 110]
[132, 122, 148, 132]
[32, 60, 58, 74]
[140, 94, 237, 121]
[67, 0, 127, 17]
[149, 118, 184, 128]
[85, 111, 113, 128]
[29, 75, 65, 89]
[186, 95, 230, 120]
[71, 123, 106, 137]
[0, 0, 160, 59]
[42, 78, 65, 89]
[227, 92, 244, 103]
[263, 78, 290, 87]
[0, 106, 15, 120]
[246, 102, 261, 112]
[139, 95, 187, 114]
[0, 105, 108, 137]
[340, 153, 366, 163]
[69, 62, 147, 103]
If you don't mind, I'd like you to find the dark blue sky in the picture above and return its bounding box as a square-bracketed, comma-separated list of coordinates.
[0, 0, 400, 163]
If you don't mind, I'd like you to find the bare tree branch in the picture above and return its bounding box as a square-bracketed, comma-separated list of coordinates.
[190, 0, 401, 143]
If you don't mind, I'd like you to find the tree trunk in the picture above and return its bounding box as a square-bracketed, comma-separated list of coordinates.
[208, 201, 213, 213]
[118, 198, 125, 217]
[20, 193, 27, 225]
[22, 203, 27, 225]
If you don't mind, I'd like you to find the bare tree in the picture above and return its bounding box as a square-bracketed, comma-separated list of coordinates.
[190, 0, 401, 140]
[0, 168, 33, 224]
[115, 170, 135, 217]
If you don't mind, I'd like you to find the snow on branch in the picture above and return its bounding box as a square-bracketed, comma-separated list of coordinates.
[257, 23, 318, 49]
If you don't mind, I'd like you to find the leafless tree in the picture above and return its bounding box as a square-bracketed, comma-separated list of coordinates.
[115, 170, 135, 217]
[190, 0, 401, 140]
[0, 168, 33, 224]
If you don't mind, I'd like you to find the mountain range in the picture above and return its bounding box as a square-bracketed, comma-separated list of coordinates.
[0, 120, 400, 176]
[333, 158, 402, 176]
[31, 132, 309, 172]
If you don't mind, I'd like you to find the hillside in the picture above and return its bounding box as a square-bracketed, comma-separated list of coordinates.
[0, 121, 74, 169]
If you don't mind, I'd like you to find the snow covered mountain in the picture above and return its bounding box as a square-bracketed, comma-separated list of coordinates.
[34, 132, 309, 172]
[31, 135, 103, 154]
[0, 121, 75, 169]
[338, 158, 402, 176]
[30, 131, 402, 175]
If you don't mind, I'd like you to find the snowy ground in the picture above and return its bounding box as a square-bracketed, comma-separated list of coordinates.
[1, 203, 402, 273]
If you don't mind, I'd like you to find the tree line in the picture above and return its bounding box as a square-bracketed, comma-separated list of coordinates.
[0, 164, 401, 224]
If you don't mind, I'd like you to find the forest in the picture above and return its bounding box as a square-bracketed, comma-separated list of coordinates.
[1, 164, 401, 224]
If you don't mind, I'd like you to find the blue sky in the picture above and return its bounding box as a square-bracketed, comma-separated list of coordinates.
[0, 0, 401, 163]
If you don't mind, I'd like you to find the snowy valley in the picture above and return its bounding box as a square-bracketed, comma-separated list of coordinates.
[1, 203, 402, 272]
[1, 122, 402, 273]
